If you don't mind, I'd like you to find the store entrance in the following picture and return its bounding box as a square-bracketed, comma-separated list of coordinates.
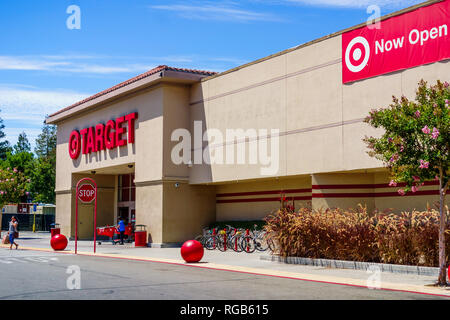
[117, 206, 135, 225]
[117, 173, 135, 227]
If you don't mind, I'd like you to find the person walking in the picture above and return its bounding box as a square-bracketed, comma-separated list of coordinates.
[9, 216, 19, 250]
[117, 217, 126, 245]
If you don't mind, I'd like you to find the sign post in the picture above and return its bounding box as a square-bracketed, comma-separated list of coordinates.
[32, 204, 37, 233]
[75, 178, 98, 254]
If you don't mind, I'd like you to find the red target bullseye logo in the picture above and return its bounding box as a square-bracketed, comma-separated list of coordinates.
[344, 36, 370, 73]
[69, 130, 81, 160]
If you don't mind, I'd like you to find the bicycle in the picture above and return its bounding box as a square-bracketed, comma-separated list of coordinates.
[195, 227, 218, 250]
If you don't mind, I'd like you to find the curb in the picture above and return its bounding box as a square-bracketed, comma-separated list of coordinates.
[260, 255, 440, 277]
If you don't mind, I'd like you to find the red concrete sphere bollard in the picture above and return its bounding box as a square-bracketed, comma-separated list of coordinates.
[50, 234, 68, 251]
[181, 240, 204, 263]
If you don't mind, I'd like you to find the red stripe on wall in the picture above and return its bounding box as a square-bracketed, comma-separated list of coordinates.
[312, 181, 439, 190]
[217, 196, 312, 204]
[312, 190, 439, 198]
[216, 188, 312, 198]
[216, 182, 441, 203]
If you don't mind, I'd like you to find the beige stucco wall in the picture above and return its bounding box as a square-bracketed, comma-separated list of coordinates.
[53, 82, 218, 244]
[216, 176, 311, 221]
[55, 192, 72, 237]
[135, 183, 163, 243]
[189, 34, 450, 184]
[162, 182, 216, 243]
[311, 172, 376, 212]
[310, 171, 449, 214]
[373, 172, 449, 212]
[54, 85, 166, 240]
[55, 85, 165, 193]
[51, 16, 450, 244]
[162, 85, 190, 179]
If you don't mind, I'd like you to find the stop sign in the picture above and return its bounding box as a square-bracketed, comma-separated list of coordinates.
[78, 184, 96, 203]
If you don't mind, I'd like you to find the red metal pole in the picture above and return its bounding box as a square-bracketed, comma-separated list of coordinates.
[75, 177, 98, 255]
[94, 185, 97, 254]
[234, 228, 237, 251]
[75, 185, 79, 254]
[223, 228, 227, 251]
[246, 229, 249, 253]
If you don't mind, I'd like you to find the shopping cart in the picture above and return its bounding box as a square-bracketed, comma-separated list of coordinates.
[118, 224, 134, 244]
[96, 226, 120, 245]
[96, 224, 134, 245]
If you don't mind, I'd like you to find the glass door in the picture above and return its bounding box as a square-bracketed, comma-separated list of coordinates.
[117, 173, 135, 224]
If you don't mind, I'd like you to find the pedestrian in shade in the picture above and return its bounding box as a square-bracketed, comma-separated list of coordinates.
[9, 216, 19, 250]
[117, 217, 126, 245]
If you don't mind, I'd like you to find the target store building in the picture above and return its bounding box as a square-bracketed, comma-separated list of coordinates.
[46, 0, 450, 246]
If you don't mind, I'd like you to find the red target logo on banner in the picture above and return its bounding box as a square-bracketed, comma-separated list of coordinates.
[344, 36, 370, 73]
[342, 1, 450, 83]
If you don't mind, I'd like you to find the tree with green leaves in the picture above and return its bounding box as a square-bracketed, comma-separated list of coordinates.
[0, 111, 12, 160]
[2, 151, 35, 177]
[34, 123, 56, 160]
[30, 122, 56, 204]
[0, 166, 31, 230]
[364, 80, 449, 286]
[14, 131, 31, 154]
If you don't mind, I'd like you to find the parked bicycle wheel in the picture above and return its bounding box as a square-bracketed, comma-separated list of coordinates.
[204, 235, 217, 250]
[229, 234, 244, 252]
[216, 236, 228, 252]
[194, 235, 205, 246]
[240, 235, 256, 253]
[254, 232, 269, 252]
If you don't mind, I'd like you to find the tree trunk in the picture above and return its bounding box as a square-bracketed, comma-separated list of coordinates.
[437, 173, 447, 286]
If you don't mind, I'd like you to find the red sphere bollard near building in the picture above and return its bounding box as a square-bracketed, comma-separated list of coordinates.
[180, 240, 204, 263]
[50, 234, 68, 251]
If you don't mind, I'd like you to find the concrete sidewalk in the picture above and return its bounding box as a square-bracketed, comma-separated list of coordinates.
[3, 231, 450, 298]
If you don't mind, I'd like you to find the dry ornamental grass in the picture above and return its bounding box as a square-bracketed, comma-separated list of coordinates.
[264, 206, 450, 267]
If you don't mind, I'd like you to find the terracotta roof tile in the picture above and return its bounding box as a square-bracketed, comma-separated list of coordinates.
[48, 65, 217, 118]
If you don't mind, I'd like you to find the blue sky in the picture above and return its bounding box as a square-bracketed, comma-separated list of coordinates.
[0, 0, 423, 148]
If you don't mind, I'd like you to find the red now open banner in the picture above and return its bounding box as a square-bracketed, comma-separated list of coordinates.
[342, 0, 450, 84]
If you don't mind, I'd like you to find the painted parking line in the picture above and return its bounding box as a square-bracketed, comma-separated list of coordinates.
[0, 256, 59, 264]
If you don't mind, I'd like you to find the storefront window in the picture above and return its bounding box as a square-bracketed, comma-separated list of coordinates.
[118, 174, 135, 202]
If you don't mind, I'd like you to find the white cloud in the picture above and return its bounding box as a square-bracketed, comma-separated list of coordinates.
[284, 0, 422, 8]
[150, 2, 284, 22]
[0, 53, 251, 75]
[61, 63, 158, 74]
[0, 56, 70, 71]
[4, 128, 43, 145]
[0, 55, 157, 74]
[0, 86, 89, 117]
[0, 85, 90, 145]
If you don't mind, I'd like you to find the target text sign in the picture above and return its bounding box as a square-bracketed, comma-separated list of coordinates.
[342, 1, 450, 84]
